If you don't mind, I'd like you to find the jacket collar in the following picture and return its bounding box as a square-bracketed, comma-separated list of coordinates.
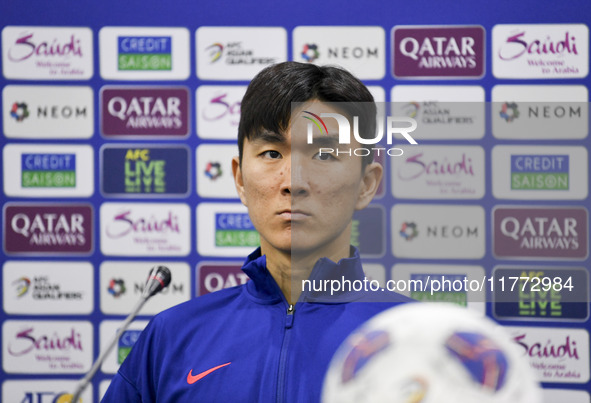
[242, 247, 367, 304]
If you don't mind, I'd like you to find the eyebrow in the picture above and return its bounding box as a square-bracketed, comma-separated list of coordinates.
[250, 131, 287, 145]
[309, 134, 339, 148]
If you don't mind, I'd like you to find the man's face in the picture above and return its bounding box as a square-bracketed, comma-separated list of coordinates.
[233, 101, 382, 259]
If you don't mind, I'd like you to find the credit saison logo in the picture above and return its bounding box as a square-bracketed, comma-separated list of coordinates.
[101, 87, 189, 137]
[118, 329, 142, 364]
[511, 155, 569, 190]
[303, 111, 417, 158]
[493, 207, 588, 259]
[21, 153, 76, 188]
[117, 36, 172, 71]
[206, 41, 277, 65]
[410, 273, 467, 306]
[215, 213, 259, 247]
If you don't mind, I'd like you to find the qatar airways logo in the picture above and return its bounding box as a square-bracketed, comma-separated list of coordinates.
[303, 111, 417, 158]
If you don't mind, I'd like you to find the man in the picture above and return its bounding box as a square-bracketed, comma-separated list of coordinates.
[102, 62, 411, 402]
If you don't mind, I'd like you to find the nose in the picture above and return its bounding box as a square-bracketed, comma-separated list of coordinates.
[281, 154, 309, 198]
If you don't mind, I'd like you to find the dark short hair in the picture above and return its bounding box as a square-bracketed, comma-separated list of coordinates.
[238, 62, 376, 166]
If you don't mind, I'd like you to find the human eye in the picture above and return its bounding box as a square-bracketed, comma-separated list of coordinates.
[260, 150, 282, 159]
[313, 150, 337, 161]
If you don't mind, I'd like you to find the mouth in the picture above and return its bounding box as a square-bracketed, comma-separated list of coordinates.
[278, 209, 310, 221]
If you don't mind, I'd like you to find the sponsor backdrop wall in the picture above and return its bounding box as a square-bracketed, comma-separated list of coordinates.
[1, 0, 590, 401]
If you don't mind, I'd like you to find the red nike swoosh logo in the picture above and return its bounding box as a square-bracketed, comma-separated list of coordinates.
[187, 362, 231, 384]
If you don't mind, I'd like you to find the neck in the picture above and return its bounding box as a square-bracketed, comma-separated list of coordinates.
[261, 236, 352, 304]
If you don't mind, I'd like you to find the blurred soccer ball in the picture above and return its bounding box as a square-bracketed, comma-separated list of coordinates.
[322, 303, 541, 403]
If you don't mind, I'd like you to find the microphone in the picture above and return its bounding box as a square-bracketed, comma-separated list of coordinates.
[142, 265, 172, 299]
[70, 266, 172, 402]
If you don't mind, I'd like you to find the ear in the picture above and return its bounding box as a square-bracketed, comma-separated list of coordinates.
[355, 161, 383, 210]
[232, 156, 248, 206]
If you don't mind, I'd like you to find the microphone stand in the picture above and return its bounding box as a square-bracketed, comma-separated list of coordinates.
[70, 295, 149, 402]
[71, 266, 170, 402]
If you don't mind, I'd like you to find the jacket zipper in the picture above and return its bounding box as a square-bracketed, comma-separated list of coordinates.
[276, 303, 295, 403]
